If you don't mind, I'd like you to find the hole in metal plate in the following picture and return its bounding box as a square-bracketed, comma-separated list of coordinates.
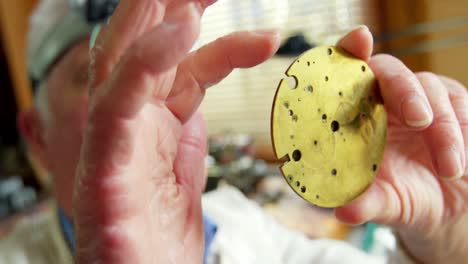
[331, 121, 340, 132]
[287, 75, 298, 89]
[292, 149, 302, 161]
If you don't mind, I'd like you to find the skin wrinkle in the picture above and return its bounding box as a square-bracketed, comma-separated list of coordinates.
[405, 174, 438, 233]
[185, 60, 204, 92]
[152, 190, 190, 263]
[421, 181, 444, 233]
[157, 185, 184, 227]
[147, 122, 179, 184]
[394, 177, 414, 228]
[152, 68, 179, 103]
[387, 153, 423, 229]
[457, 115, 468, 128]
[372, 179, 399, 225]
[178, 134, 206, 158]
[441, 180, 468, 219]
[429, 116, 458, 138]
[176, 157, 203, 197]
[426, 94, 458, 137]
[399, 213, 468, 263]
[384, 146, 444, 234]
[173, 68, 206, 119]
[442, 77, 468, 173]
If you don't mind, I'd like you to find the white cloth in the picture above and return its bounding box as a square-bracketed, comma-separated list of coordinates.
[202, 186, 414, 264]
[27, 0, 71, 68]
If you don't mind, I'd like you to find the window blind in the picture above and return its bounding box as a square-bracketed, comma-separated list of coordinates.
[197, 0, 381, 144]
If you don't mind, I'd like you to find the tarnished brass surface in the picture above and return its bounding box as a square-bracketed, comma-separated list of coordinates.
[271, 46, 387, 208]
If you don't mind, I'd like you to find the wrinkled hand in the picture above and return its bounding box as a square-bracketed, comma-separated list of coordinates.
[73, 0, 280, 263]
[335, 27, 468, 263]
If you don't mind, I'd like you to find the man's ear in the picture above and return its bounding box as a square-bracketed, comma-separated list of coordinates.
[17, 108, 50, 170]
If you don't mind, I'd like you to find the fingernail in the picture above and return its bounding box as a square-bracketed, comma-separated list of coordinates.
[337, 25, 370, 44]
[354, 25, 369, 32]
[401, 96, 433, 127]
[346, 25, 370, 36]
[336, 25, 372, 43]
[438, 148, 463, 180]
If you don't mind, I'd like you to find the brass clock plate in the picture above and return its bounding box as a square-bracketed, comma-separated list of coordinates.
[271, 46, 387, 208]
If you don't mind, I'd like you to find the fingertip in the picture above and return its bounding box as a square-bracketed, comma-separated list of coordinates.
[250, 29, 282, 59]
[337, 25, 373, 61]
[334, 201, 368, 226]
[334, 207, 367, 226]
[218, 30, 282, 68]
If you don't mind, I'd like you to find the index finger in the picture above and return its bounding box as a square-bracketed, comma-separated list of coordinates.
[336, 25, 374, 61]
[90, 0, 218, 93]
[90, 0, 169, 92]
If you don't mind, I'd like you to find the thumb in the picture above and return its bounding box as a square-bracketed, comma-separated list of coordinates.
[174, 111, 208, 196]
[171, 110, 207, 260]
[336, 25, 374, 61]
[334, 176, 441, 234]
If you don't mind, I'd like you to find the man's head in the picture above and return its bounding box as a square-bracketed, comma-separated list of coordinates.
[18, 0, 95, 217]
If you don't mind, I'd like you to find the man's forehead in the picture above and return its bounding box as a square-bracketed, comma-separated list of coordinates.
[56, 38, 90, 70]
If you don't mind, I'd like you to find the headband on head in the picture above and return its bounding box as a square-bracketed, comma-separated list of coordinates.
[27, 0, 119, 90]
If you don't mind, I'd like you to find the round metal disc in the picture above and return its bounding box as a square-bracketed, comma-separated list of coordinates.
[271, 46, 387, 208]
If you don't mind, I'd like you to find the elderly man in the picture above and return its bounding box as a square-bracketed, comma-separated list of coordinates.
[3, 0, 467, 263]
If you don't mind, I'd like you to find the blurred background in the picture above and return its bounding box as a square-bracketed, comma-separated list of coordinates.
[0, 0, 467, 256]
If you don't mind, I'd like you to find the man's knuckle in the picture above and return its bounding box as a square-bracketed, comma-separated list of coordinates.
[382, 73, 421, 99]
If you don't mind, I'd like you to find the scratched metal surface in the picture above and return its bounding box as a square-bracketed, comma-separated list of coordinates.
[271, 46, 387, 208]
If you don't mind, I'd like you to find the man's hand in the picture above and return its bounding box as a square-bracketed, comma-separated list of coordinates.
[72, 1, 280, 263]
[335, 27, 468, 263]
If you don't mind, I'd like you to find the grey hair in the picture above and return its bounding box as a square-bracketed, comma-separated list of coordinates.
[34, 82, 51, 125]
